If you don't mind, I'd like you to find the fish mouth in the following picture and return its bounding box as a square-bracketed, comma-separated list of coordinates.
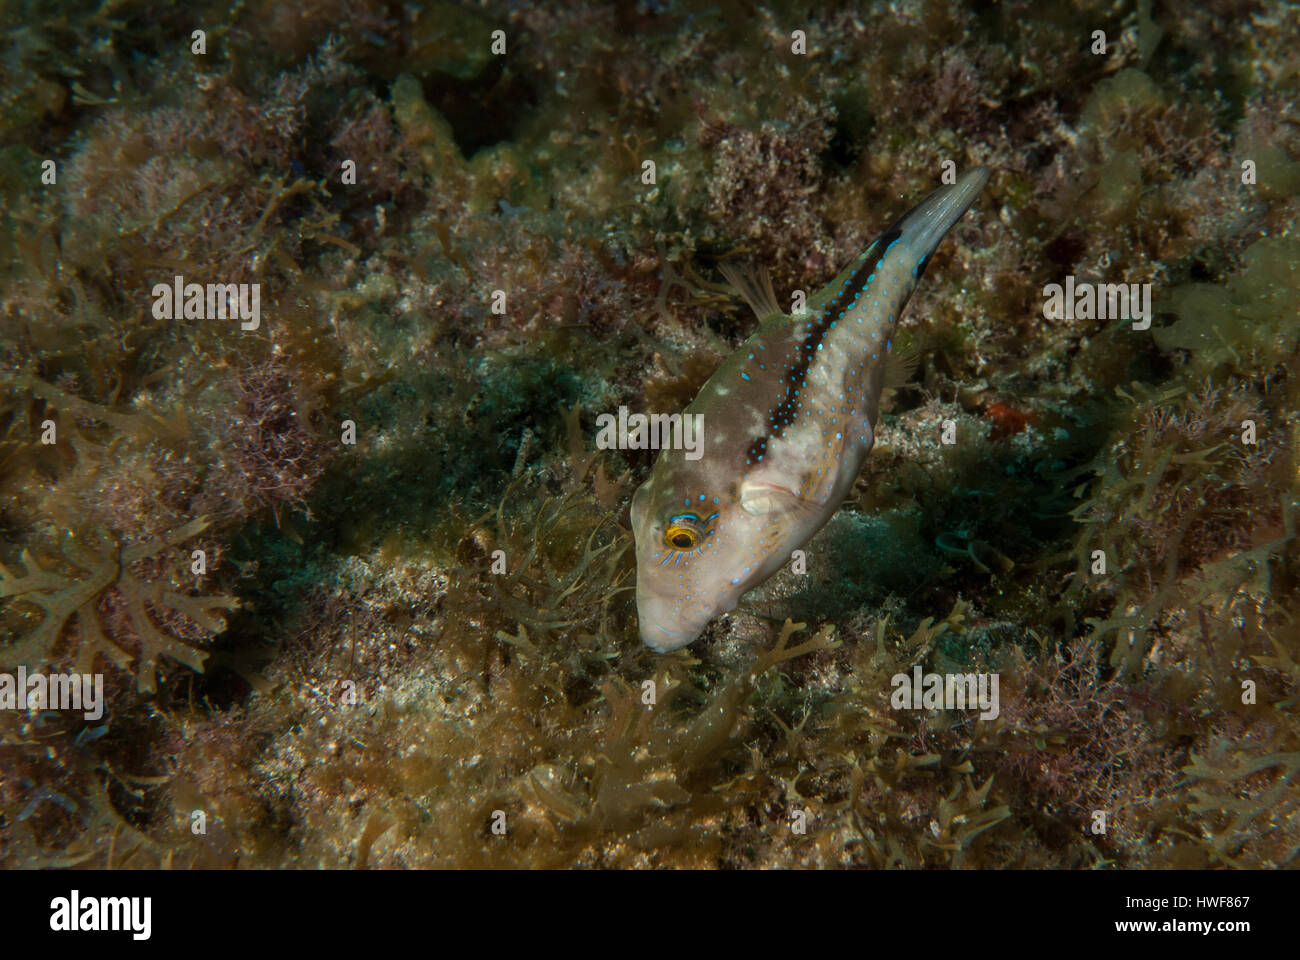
[640, 618, 701, 653]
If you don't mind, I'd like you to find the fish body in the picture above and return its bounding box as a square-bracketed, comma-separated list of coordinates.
[631, 167, 990, 651]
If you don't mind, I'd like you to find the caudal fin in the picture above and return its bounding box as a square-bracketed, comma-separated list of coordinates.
[887, 166, 990, 273]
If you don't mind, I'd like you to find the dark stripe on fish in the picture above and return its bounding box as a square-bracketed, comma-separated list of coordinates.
[743, 225, 903, 466]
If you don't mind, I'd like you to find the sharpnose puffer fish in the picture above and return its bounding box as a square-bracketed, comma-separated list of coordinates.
[630, 166, 990, 651]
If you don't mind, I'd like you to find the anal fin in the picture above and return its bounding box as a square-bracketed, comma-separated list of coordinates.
[883, 342, 920, 389]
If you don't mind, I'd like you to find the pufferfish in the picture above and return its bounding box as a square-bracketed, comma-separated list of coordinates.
[630, 166, 989, 651]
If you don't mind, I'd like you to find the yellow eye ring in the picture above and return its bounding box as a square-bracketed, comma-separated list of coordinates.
[663, 519, 700, 551]
[662, 512, 717, 553]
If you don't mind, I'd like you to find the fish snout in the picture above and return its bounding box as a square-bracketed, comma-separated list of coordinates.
[637, 594, 706, 652]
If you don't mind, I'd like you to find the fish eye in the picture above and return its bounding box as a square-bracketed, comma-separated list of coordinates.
[663, 514, 703, 551]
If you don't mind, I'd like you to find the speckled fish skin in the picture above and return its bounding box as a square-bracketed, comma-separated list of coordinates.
[631, 167, 990, 652]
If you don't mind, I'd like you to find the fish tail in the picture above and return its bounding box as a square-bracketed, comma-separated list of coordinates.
[884, 166, 990, 278]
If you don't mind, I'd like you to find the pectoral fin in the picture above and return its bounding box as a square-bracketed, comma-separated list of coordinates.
[740, 479, 826, 515]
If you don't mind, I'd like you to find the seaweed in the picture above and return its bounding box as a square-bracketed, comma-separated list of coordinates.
[1182, 746, 1300, 868]
[0, 519, 238, 694]
[1063, 377, 1295, 671]
[3, 0, 1300, 872]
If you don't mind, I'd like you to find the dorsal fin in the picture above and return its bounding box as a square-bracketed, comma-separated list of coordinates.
[718, 261, 784, 323]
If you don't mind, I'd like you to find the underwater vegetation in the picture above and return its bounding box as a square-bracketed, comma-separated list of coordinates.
[1, 0, 1298, 868]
